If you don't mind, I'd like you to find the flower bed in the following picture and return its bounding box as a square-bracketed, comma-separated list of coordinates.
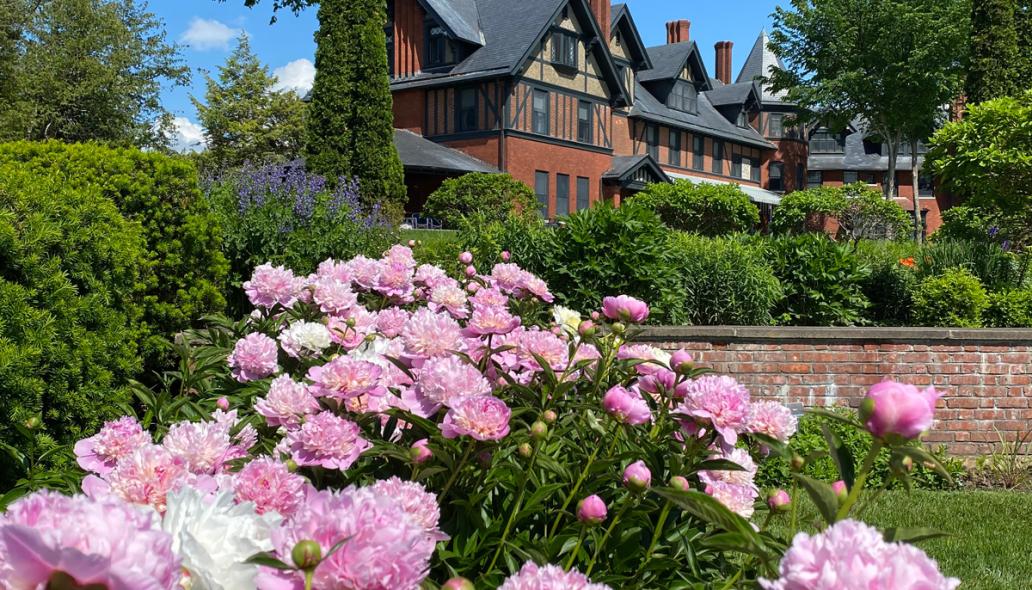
[0, 245, 959, 589]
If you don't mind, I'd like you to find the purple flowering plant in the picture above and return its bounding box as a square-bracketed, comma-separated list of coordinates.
[1, 245, 959, 590]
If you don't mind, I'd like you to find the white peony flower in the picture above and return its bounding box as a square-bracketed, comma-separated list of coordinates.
[278, 321, 332, 358]
[552, 305, 582, 335]
[163, 488, 281, 590]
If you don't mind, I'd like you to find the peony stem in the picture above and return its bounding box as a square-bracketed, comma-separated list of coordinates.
[564, 526, 588, 570]
[486, 445, 539, 574]
[548, 424, 618, 539]
[836, 440, 883, 521]
[304, 571, 314, 590]
[585, 494, 632, 577]
[439, 441, 475, 504]
[637, 499, 672, 573]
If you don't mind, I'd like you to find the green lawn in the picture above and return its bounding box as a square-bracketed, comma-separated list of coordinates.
[400, 229, 459, 248]
[773, 490, 1032, 590]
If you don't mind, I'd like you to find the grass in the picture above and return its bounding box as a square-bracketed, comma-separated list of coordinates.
[400, 229, 459, 248]
[772, 489, 1032, 589]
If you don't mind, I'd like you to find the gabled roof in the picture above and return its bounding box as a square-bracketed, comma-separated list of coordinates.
[704, 81, 761, 108]
[603, 154, 670, 189]
[394, 129, 498, 174]
[637, 42, 710, 89]
[422, 0, 485, 45]
[609, 4, 652, 69]
[630, 81, 774, 150]
[736, 31, 788, 104]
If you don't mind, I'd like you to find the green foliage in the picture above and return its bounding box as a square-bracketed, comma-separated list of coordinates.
[756, 410, 963, 492]
[193, 34, 307, 170]
[0, 163, 147, 487]
[0, 141, 228, 370]
[771, 184, 911, 241]
[766, 234, 871, 326]
[769, 187, 844, 235]
[630, 180, 760, 236]
[305, 0, 405, 217]
[928, 89, 1032, 213]
[984, 289, 1032, 327]
[669, 233, 782, 325]
[424, 173, 538, 228]
[932, 206, 1001, 242]
[854, 241, 921, 326]
[966, 0, 1023, 103]
[916, 240, 1021, 291]
[913, 267, 989, 328]
[0, 0, 189, 147]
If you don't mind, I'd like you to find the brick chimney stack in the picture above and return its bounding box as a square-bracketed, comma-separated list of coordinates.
[666, 19, 691, 44]
[589, 0, 611, 41]
[715, 41, 734, 84]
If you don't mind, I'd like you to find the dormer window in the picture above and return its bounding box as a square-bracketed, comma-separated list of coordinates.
[810, 129, 846, 154]
[668, 81, 697, 114]
[551, 30, 579, 69]
[426, 24, 457, 67]
[737, 110, 749, 128]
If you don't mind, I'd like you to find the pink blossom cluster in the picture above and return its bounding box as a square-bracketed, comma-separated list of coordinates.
[498, 562, 611, 590]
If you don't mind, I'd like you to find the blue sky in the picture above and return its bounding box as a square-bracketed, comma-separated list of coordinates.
[161, 0, 783, 150]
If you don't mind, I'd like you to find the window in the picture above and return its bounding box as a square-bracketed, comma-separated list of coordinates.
[843, 170, 858, 184]
[859, 171, 875, 184]
[797, 164, 805, 191]
[919, 172, 934, 196]
[750, 157, 760, 182]
[577, 100, 593, 144]
[668, 82, 698, 114]
[692, 136, 704, 170]
[532, 89, 550, 135]
[576, 176, 590, 210]
[427, 25, 456, 67]
[556, 174, 570, 216]
[551, 31, 579, 69]
[807, 170, 823, 188]
[769, 162, 784, 191]
[645, 125, 658, 160]
[456, 87, 477, 132]
[535, 171, 549, 217]
[731, 154, 743, 178]
[737, 110, 749, 128]
[712, 141, 724, 175]
[669, 130, 681, 166]
[768, 113, 784, 138]
[810, 129, 845, 153]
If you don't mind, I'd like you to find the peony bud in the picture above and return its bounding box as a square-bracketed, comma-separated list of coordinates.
[465, 265, 477, 277]
[530, 420, 548, 441]
[670, 476, 690, 491]
[862, 380, 941, 441]
[459, 251, 474, 264]
[901, 455, 914, 472]
[611, 322, 626, 335]
[285, 459, 299, 472]
[767, 489, 791, 512]
[542, 410, 558, 424]
[602, 295, 650, 324]
[408, 239, 417, 247]
[623, 460, 652, 493]
[477, 450, 493, 468]
[577, 320, 596, 338]
[443, 578, 475, 590]
[467, 282, 480, 293]
[291, 540, 322, 570]
[590, 311, 600, 321]
[577, 494, 607, 525]
[216, 397, 230, 411]
[518, 442, 533, 458]
[410, 439, 432, 464]
[670, 349, 693, 374]
[603, 385, 652, 426]
[500, 250, 511, 262]
[790, 454, 806, 471]
[831, 480, 848, 503]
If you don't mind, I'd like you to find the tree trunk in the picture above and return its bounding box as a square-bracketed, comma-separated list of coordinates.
[884, 136, 898, 200]
[911, 139, 923, 244]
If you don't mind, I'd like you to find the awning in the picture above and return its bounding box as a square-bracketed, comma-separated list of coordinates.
[666, 172, 782, 206]
[394, 129, 498, 175]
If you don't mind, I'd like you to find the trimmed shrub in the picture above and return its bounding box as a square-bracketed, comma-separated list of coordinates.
[670, 233, 782, 325]
[766, 234, 871, 326]
[425, 173, 538, 228]
[769, 187, 844, 234]
[836, 183, 913, 241]
[631, 179, 759, 235]
[984, 289, 1032, 328]
[0, 164, 147, 486]
[912, 267, 989, 328]
[458, 212, 552, 272]
[0, 141, 228, 370]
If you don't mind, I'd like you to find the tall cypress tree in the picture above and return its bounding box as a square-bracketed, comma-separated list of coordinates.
[305, 0, 405, 216]
[966, 0, 1021, 103]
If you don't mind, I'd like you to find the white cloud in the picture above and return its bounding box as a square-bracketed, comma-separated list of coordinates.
[181, 17, 241, 51]
[169, 117, 207, 153]
[273, 59, 316, 95]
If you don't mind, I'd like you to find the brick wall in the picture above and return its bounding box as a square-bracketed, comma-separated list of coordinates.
[639, 326, 1032, 457]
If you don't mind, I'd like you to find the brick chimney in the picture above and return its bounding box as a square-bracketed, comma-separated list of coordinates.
[589, 0, 611, 41]
[666, 19, 690, 44]
[715, 41, 734, 84]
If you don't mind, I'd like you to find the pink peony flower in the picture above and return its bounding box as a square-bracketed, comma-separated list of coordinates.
[760, 519, 960, 590]
[699, 447, 758, 488]
[602, 295, 649, 323]
[603, 385, 652, 425]
[376, 307, 411, 338]
[255, 375, 321, 428]
[364, 477, 447, 541]
[429, 284, 470, 318]
[670, 349, 694, 372]
[375, 261, 416, 301]
[233, 457, 309, 517]
[459, 251, 474, 264]
[417, 355, 492, 408]
[490, 263, 527, 293]
[285, 412, 370, 471]
[441, 395, 511, 441]
[577, 494, 608, 525]
[832, 480, 848, 500]
[307, 357, 385, 401]
[676, 375, 752, 447]
[327, 307, 378, 350]
[257, 487, 434, 590]
[385, 244, 418, 269]
[228, 333, 280, 382]
[466, 304, 522, 336]
[0, 490, 180, 590]
[100, 444, 188, 512]
[345, 255, 384, 290]
[402, 308, 465, 359]
[515, 329, 569, 372]
[312, 277, 358, 316]
[617, 344, 671, 376]
[470, 286, 509, 309]
[705, 480, 758, 519]
[410, 439, 432, 464]
[413, 264, 451, 290]
[162, 411, 254, 475]
[519, 273, 554, 302]
[863, 380, 941, 440]
[74, 416, 152, 475]
[245, 263, 301, 309]
[768, 489, 791, 512]
[498, 562, 612, 590]
[316, 257, 352, 283]
[622, 460, 652, 491]
[747, 400, 799, 443]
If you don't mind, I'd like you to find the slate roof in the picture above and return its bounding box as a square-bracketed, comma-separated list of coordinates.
[630, 81, 773, 149]
[637, 42, 697, 83]
[609, 3, 653, 69]
[807, 130, 925, 172]
[604, 154, 669, 183]
[704, 82, 760, 108]
[394, 129, 498, 174]
[423, 0, 485, 45]
[736, 31, 788, 104]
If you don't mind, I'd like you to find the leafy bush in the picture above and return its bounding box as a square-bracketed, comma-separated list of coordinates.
[457, 211, 553, 273]
[207, 160, 396, 314]
[916, 239, 1021, 291]
[0, 164, 147, 488]
[424, 172, 538, 228]
[0, 141, 228, 370]
[769, 187, 844, 234]
[766, 234, 871, 326]
[984, 289, 1032, 328]
[670, 233, 782, 325]
[912, 267, 989, 328]
[854, 241, 921, 326]
[631, 179, 760, 235]
[836, 183, 913, 241]
[755, 409, 963, 492]
[932, 206, 1001, 243]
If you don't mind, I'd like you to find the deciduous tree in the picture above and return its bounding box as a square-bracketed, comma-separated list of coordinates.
[966, 0, 1021, 104]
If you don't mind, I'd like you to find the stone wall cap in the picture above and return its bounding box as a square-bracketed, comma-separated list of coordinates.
[636, 325, 1032, 345]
